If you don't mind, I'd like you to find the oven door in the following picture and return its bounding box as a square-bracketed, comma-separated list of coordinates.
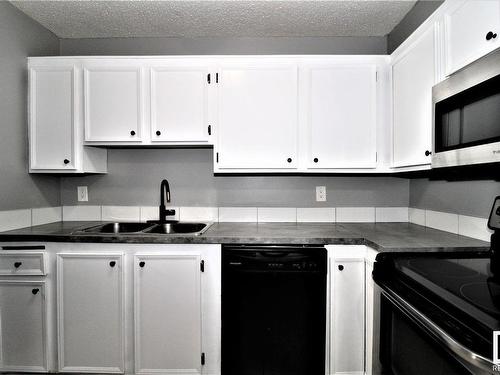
[380, 288, 494, 375]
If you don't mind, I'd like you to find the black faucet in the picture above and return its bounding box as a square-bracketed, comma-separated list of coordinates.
[159, 179, 175, 223]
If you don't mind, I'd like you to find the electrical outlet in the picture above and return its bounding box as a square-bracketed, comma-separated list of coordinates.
[316, 186, 326, 202]
[77, 186, 88, 202]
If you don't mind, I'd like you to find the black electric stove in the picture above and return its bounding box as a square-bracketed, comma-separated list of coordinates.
[372, 197, 500, 375]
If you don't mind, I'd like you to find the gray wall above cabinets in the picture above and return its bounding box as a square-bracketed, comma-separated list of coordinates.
[60, 149, 410, 207]
[0, 1, 60, 210]
[59, 36, 387, 56]
[387, 0, 444, 54]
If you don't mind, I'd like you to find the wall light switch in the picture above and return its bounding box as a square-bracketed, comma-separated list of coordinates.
[316, 186, 326, 202]
[77, 186, 88, 202]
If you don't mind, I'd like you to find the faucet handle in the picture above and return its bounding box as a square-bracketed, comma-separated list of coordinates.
[165, 209, 176, 216]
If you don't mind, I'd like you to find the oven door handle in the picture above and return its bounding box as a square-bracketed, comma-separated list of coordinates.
[382, 287, 495, 374]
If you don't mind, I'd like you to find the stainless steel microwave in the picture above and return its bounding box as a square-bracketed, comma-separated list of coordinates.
[432, 48, 500, 168]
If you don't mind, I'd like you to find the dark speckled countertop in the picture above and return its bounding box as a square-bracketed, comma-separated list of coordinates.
[0, 221, 490, 253]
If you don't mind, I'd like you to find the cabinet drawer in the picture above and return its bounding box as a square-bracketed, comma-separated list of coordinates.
[0, 251, 47, 276]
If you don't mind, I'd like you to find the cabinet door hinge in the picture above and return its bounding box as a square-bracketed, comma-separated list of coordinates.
[201, 352, 206, 365]
[208, 125, 212, 135]
[200, 260, 205, 272]
[216, 152, 219, 163]
[216, 73, 219, 83]
[207, 73, 211, 84]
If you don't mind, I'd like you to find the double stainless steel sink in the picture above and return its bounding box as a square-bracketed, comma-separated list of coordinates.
[75, 222, 211, 236]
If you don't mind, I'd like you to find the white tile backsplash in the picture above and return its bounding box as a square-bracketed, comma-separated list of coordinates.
[296, 208, 335, 223]
[32, 206, 62, 226]
[258, 208, 296, 222]
[376, 207, 409, 222]
[219, 207, 257, 222]
[180, 207, 218, 222]
[336, 207, 375, 223]
[409, 208, 426, 226]
[458, 215, 492, 242]
[63, 205, 102, 221]
[426, 210, 459, 234]
[0, 209, 32, 232]
[101, 206, 140, 222]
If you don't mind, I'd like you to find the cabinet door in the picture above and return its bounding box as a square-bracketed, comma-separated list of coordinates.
[392, 27, 435, 168]
[331, 259, 365, 374]
[445, 0, 500, 75]
[29, 66, 76, 171]
[0, 281, 47, 372]
[57, 253, 124, 373]
[134, 255, 202, 374]
[84, 65, 143, 142]
[306, 65, 377, 169]
[151, 65, 209, 143]
[216, 61, 298, 169]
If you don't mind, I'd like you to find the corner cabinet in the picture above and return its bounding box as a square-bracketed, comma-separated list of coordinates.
[28, 62, 107, 174]
[214, 59, 299, 170]
[391, 25, 436, 169]
[444, 0, 500, 76]
[56, 253, 125, 373]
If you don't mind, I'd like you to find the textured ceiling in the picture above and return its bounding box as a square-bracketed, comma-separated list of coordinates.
[10, 0, 417, 39]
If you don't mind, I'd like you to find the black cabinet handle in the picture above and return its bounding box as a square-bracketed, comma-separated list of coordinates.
[130, 130, 136, 136]
[425, 150, 432, 156]
[32, 288, 39, 295]
[63, 159, 70, 165]
[313, 158, 319, 163]
[338, 264, 344, 271]
[287, 158, 292, 163]
[139, 261, 145, 268]
[14, 262, 22, 268]
[486, 31, 498, 41]
[109, 261, 116, 267]
[156, 131, 161, 136]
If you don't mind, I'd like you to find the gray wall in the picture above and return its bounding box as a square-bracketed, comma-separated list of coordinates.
[0, 1, 60, 210]
[387, 0, 443, 53]
[61, 149, 409, 207]
[60, 36, 387, 56]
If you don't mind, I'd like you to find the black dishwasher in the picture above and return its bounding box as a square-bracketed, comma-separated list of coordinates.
[222, 245, 327, 375]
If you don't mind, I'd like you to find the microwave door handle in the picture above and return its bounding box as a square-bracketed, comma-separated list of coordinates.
[382, 287, 494, 375]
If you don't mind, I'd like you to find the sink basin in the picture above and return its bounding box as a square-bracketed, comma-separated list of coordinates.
[81, 222, 154, 234]
[145, 222, 211, 236]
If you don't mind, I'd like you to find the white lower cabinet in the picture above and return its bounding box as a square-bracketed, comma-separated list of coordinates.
[0, 281, 48, 373]
[328, 245, 366, 375]
[134, 254, 202, 374]
[57, 253, 125, 373]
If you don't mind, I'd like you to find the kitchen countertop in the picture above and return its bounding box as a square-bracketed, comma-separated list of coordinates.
[0, 221, 490, 253]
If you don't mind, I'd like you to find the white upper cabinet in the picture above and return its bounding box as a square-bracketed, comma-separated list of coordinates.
[57, 253, 125, 373]
[134, 254, 202, 374]
[84, 62, 144, 143]
[444, 0, 500, 75]
[150, 62, 211, 144]
[304, 64, 377, 169]
[215, 59, 299, 170]
[392, 26, 436, 168]
[28, 61, 107, 174]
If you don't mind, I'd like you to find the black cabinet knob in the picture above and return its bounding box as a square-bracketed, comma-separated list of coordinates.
[130, 130, 136, 136]
[486, 31, 498, 41]
[156, 130, 161, 136]
[32, 288, 39, 295]
[338, 264, 344, 271]
[287, 158, 292, 163]
[14, 262, 22, 268]
[313, 158, 319, 163]
[109, 261, 116, 267]
[63, 159, 70, 165]
[139, 261, 145, 268]
[425, 150, 432, 156]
